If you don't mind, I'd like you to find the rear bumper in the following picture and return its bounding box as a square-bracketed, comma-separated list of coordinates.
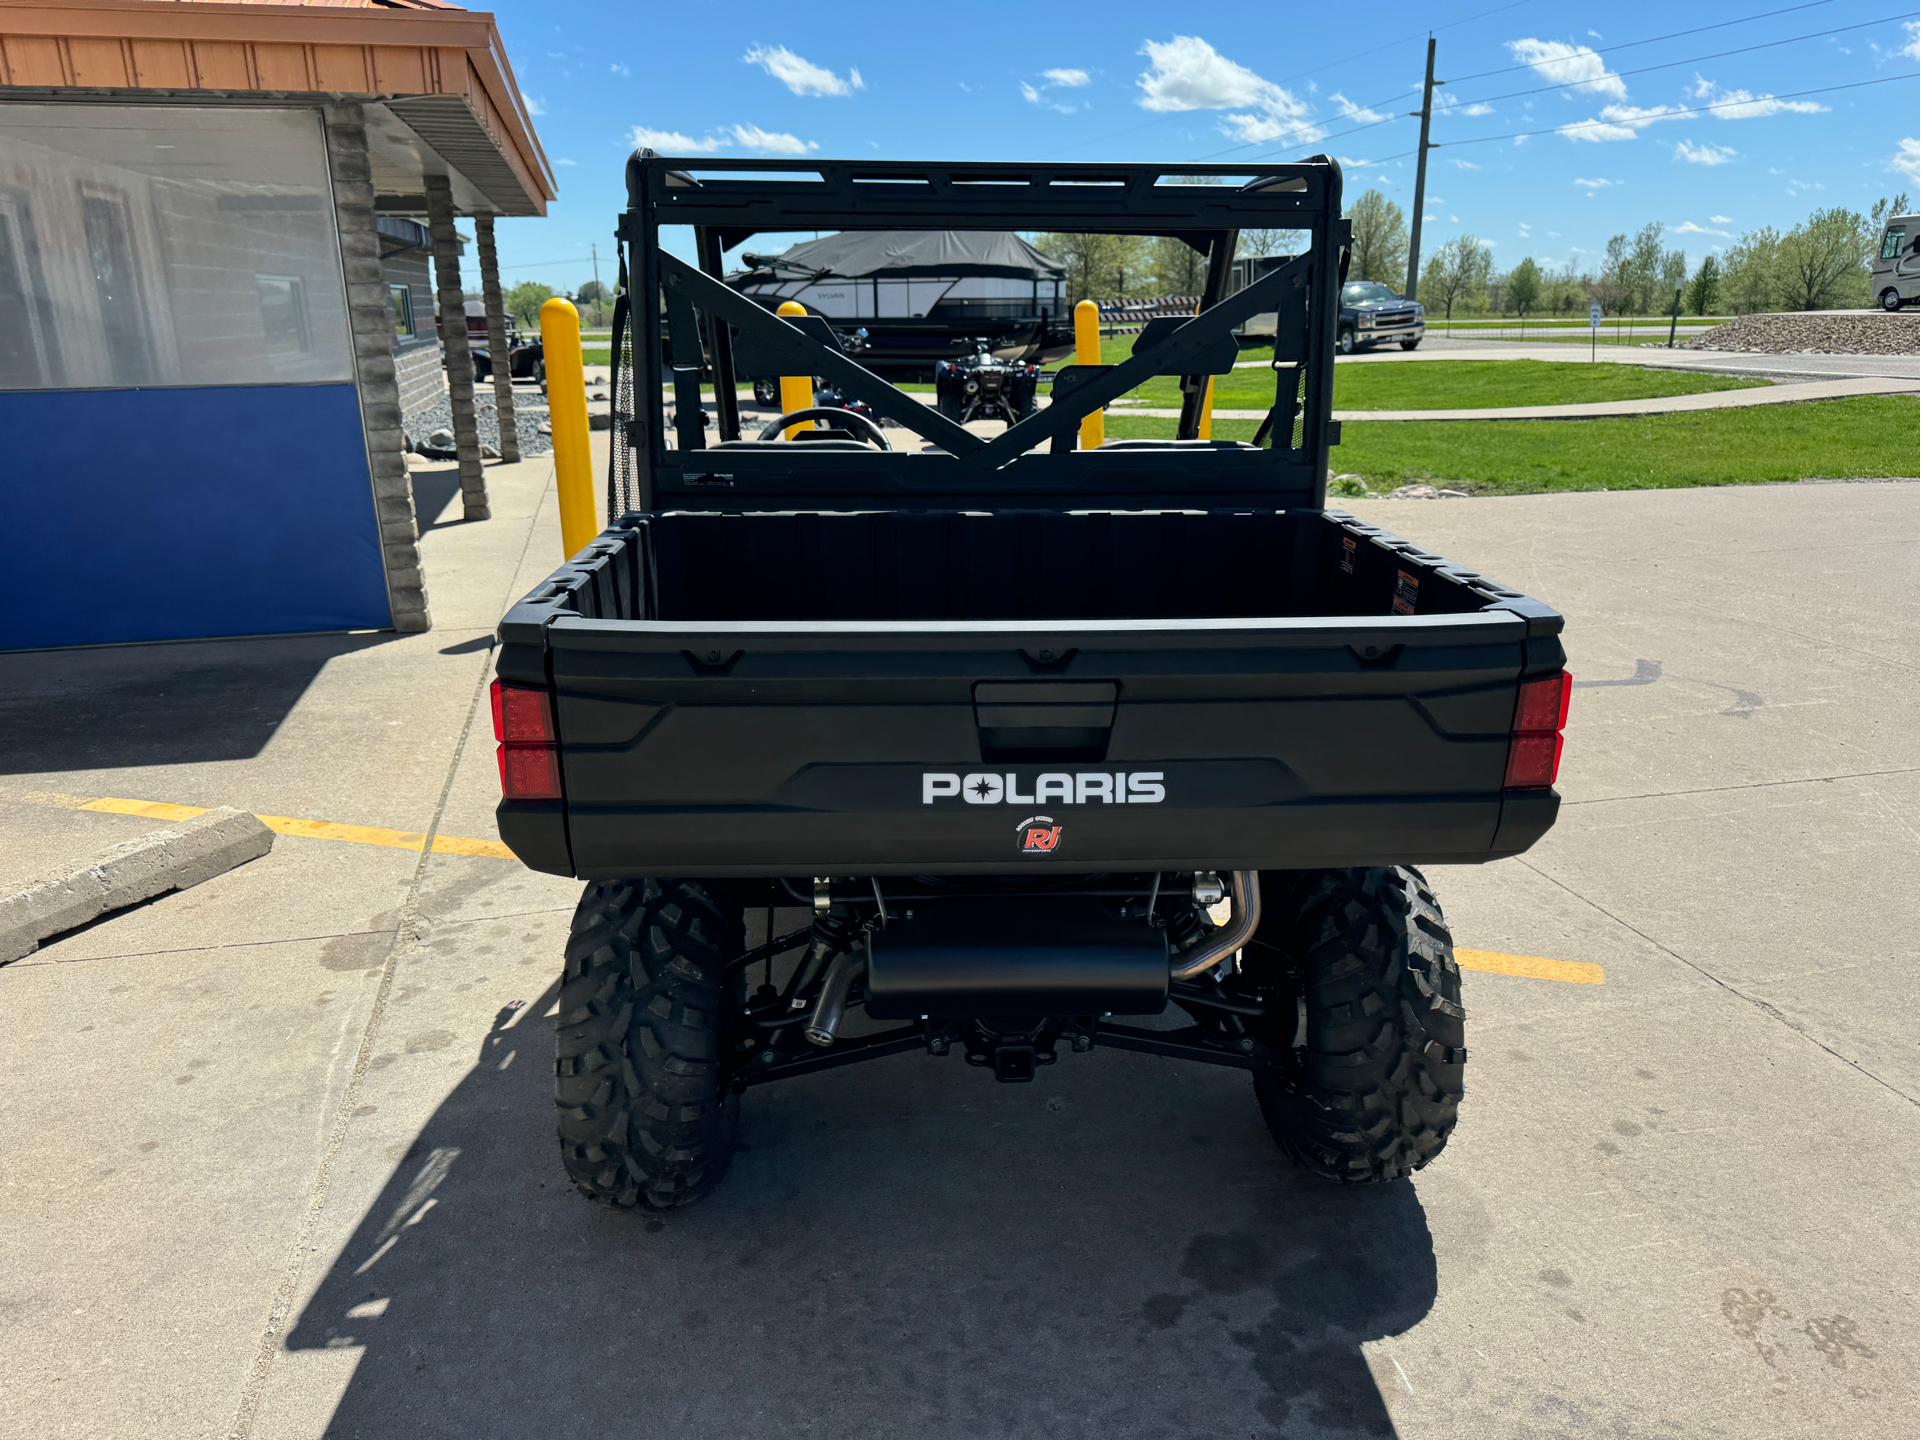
[545, 791, 1559, 879]
[500, 788, 1558, 878]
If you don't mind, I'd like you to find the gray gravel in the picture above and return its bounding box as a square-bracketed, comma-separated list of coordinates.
[1682, 311, 1918, 356]
[406, 392, 553, 457]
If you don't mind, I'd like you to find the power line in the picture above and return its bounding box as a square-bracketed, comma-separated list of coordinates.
[1440, 0, 1840, 86]
[1369, 73, 1915, 158]
[1232, 16, 1906, 166]
[1042, 0, 1530, 159]
[1445, 14, 1911, 111]
[1196, 0, 1876, 166]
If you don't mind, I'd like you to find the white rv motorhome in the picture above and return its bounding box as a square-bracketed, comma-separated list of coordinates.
[1870, 214, 1917, 312]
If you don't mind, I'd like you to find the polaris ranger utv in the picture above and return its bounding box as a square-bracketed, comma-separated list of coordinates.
[492, 155, 1571, 1211]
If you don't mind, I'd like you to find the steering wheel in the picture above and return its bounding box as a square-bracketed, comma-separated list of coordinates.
[755, 406, 892, 450]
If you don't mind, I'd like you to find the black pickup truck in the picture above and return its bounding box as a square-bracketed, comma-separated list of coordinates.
[493, 155, 1570, 1212]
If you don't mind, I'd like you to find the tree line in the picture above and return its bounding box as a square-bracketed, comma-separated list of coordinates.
[1038, 185, 1913, 318]
[1339, 188, 1913, 317]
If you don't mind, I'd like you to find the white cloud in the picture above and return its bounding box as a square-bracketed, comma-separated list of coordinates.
[610, 63, 630, 78]
[1329, 92, 1391, 124]
[1043, 68, 1090, 87]
[1135, 35, 1322, 145]
[1900, 20, 1920, 60]
[1676, 140, 1737, 166]
[1459, 102, 1496, 117]
[1022, 73, 1083, 113]
[628, 123, 816, 156]
[728, 123, 818, 155]
[1562, 102, 1693, 142]
[1334, 154, 1372, 166]
[1689, 75, 1827, 120]
[1451, 158, 1480, 170]
[521, 92, 545, 116]
[1709, 214, 1732, 223]
[1573, 176, 1612, 190]
[1506, 39, 1626, 98]
[630, 126, 722, 154]
[742, 45, 863, 97]
[1436, 93, 1495, 118]
[555, 157, 578, 167]
[1673, 220, 1731, 237]
[1896, 137, 1921, 184]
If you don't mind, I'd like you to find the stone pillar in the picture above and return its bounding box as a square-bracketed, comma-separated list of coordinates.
[324, 103, 430, 633]
[474, 214, 520, 463]
[424, 174, 489, 520]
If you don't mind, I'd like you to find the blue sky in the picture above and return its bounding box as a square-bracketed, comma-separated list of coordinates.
[486, 0, 1919, 292]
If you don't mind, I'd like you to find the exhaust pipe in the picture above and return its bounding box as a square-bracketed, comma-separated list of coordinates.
[804, 947, 866, 1047]
[1169, 871, 1261, 981]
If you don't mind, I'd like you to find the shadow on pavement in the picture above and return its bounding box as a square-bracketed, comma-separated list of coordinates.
[0, 631, 399, 774]
[287, 990, 1437, 1438]
[409, 465, 467, 534]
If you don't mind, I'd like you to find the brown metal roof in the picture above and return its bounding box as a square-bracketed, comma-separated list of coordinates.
[0, 0, 556, 215]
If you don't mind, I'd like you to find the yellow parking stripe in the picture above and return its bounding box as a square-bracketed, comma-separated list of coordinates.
[1456, 949, 1606, 985]
[71, 796, 515, 860]
[27, 796, 1607, 977]
[82, 797, 208, 822]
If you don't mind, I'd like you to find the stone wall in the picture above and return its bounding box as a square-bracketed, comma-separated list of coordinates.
[393, 338, 445, 429]
[323, 102, 430, 632]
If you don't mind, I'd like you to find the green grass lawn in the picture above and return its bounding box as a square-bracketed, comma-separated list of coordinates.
[1116, 359, 1767, 411]
[1104, 395, 1919, 494]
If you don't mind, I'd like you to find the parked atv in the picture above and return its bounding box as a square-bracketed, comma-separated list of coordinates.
[934, 340, 1040, 424]
[498, 154, 1571, 1213]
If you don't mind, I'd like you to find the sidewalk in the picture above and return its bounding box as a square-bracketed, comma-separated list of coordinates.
[1259, 336, 1921, 383]
[1116, 373, 1917, 424]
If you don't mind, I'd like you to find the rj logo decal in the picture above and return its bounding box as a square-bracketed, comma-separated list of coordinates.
[1015, 816, 1063, 854]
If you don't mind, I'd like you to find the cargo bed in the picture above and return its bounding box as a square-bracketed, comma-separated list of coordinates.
[495, 506, 1564, 877]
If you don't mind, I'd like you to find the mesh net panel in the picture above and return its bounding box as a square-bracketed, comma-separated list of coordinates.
[607, 252, 640, 520]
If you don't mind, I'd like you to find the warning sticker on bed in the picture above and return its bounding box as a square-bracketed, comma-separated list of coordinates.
[1392, 569, 1420, 615]
[1340, 536, 1357, 574]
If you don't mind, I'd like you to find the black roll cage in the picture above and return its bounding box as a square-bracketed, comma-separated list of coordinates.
[616, 154, 1351, 513]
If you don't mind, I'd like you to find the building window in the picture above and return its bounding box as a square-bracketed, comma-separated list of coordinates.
[0, 103, 351, 390]
[390, 283, 414, 338]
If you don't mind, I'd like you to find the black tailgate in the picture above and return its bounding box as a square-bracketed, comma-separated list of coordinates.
[540, 610, 1557, 877]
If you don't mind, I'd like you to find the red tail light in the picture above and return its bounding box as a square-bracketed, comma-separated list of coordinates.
[491, 680, 562, 799]
[1505, 671, 1571, 790]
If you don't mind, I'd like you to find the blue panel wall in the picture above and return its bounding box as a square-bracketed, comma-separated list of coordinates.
[0, 384, 392, 650]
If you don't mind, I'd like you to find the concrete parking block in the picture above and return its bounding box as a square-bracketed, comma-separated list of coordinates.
[0, 806, 273, 965]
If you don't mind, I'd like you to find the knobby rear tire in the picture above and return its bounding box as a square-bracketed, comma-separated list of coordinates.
[555, 878, 740, 1210]
[1252, 866, 1466, 1184]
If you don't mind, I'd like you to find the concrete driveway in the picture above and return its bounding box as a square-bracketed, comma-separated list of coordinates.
[0, 464, 1913, 1438]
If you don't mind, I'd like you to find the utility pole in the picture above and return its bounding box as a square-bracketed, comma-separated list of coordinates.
[1404, 37, 1439, 302]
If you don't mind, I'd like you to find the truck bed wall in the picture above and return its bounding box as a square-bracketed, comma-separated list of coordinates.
[581, 509, 1499, 625]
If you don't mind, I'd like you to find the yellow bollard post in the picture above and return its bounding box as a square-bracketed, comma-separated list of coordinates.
[776, 300, 815, 439]
[1073, 298, 1103, 450]
[1197, 375, 1215, 441]
[541, 297, 597, 559]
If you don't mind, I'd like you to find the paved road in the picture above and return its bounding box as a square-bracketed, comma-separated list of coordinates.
[1308, 336, 1921, 383]
[0, 464, 1914, 1438]
[1117, 374, 1916, 423]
